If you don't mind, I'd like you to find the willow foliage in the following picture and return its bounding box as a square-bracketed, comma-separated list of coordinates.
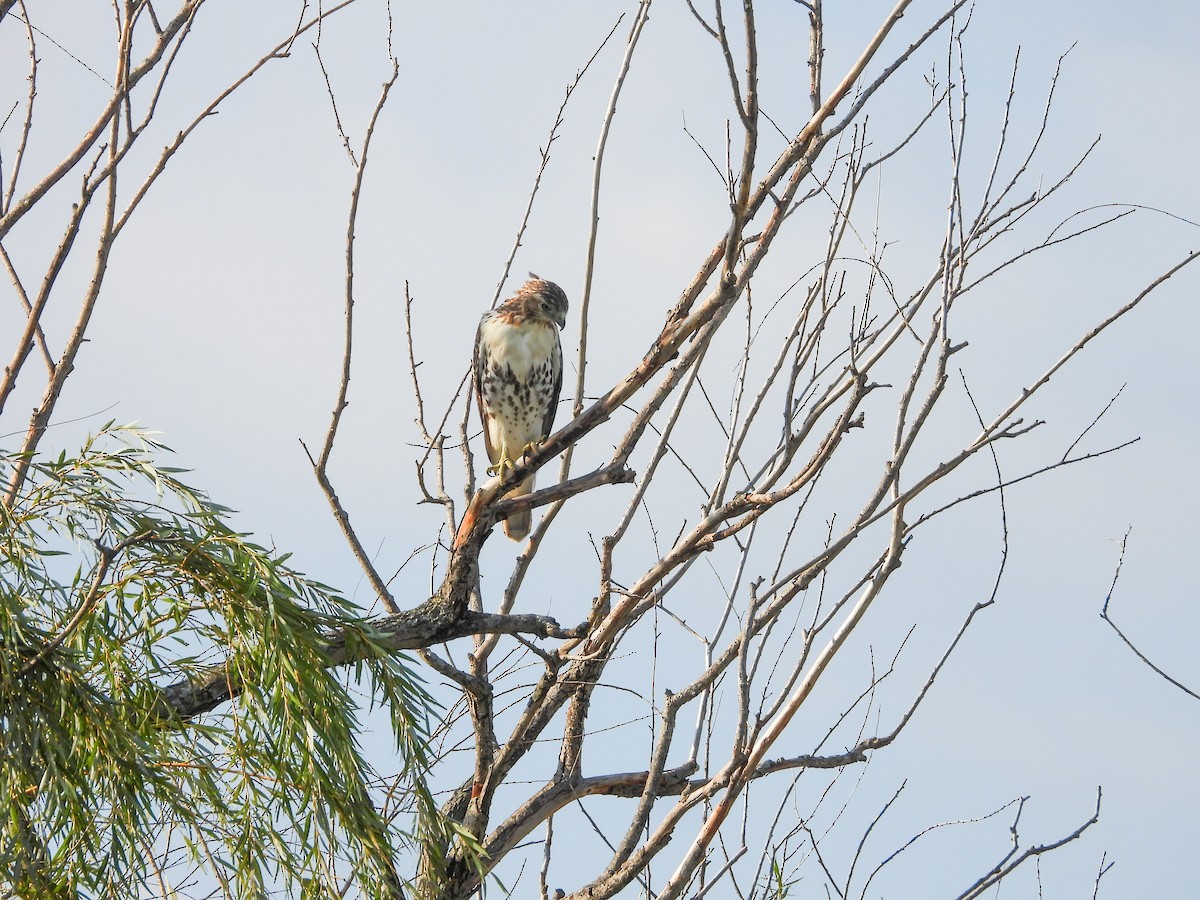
[0, 426, 461, 898]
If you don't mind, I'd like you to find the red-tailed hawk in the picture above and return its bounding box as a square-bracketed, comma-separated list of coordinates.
[473, 277, 568, 540]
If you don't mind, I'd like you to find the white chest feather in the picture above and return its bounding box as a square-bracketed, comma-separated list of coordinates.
[478, 315, 559, 381]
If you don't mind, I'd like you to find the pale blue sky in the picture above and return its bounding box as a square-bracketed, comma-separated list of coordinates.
[3, 1, 1198, 896]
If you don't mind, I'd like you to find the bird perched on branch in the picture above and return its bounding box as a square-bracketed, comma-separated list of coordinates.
[473, 276, 568, 541]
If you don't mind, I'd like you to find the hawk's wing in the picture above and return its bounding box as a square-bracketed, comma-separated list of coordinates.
[541, 336, 563, 442]
[472, 315, 499, 466]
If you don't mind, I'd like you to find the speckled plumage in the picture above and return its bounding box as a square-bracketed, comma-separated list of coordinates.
[473, 278, 568, 540]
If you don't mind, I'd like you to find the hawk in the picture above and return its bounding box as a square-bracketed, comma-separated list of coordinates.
[473, 277, 568, 540]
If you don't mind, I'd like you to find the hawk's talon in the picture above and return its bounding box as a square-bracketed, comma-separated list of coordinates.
[487, 442, 544, 478]
[487, 456, 518, 479]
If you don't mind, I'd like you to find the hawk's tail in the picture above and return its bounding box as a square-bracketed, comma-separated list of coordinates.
[502, 473, 535, 541]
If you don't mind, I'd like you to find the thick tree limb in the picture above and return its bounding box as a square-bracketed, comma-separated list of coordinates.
[157, 604, 585, 721]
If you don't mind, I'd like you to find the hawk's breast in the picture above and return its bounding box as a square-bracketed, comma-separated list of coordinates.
[478, 315, 559, 381]
[477, 313, 562, 455]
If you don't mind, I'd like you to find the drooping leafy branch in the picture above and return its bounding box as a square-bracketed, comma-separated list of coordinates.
[0, 426, 476, 898]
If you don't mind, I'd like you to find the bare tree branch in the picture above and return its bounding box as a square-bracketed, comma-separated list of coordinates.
[1101, 530, 1200, 701]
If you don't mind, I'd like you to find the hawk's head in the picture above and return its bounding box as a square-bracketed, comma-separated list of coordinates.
[515, 276, 569, 331]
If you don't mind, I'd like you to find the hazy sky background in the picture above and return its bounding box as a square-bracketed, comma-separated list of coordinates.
[3, 1, 1199, 896]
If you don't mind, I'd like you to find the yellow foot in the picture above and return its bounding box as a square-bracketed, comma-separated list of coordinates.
[486, 456, 517, 478]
